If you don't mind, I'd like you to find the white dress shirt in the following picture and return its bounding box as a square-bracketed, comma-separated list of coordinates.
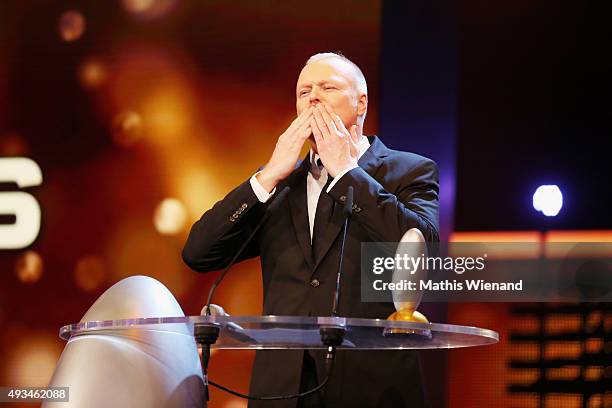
[250, 136, 370, 241]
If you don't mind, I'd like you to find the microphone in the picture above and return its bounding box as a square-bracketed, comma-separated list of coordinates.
[198, 186, 289, 402]
[197, 185, 341, 402]
[331, 185, 353, 316]
[205, 186, 290, 313]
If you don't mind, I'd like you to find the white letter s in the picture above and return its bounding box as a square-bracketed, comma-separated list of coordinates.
[0, 158, 43, 249]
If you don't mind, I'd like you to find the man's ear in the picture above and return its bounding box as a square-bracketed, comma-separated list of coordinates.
[357, 93, 368, 116]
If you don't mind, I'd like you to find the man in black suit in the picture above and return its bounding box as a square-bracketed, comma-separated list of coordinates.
[183, 52, 439, 407]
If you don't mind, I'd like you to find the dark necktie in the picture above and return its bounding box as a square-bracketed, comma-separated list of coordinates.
[312, 160, 334, 261]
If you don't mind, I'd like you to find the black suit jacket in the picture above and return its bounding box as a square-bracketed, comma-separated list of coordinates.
[183, 136, 439, 407]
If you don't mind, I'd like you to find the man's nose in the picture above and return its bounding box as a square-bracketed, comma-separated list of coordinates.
[309, 88, 321, 105]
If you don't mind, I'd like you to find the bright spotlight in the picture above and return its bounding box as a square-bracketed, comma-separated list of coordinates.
[533, 185, 563, 217]
[153, 198, 187, 235]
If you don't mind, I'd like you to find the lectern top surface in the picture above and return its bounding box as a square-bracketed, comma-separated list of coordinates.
[59, 315, 499, 350]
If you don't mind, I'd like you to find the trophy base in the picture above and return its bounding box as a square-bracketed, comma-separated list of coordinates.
[383, 309, 432, 339]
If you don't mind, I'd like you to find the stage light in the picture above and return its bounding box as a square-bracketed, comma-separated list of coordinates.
[79, 58, 107, 89]
[102, 47, 198, 148]
[223, 399, 247, 408]
[74, 255, 107, 291]
[112, 110, 143, 147]
[532, 185, 563, 216]
[122, 0, 156, 13]
[142, 86, 191, 144]
[153, 198, 187, 235]
[15, 250, 43, 284]
[121, 0, 178, 20]
[177, 168, 224, 222]
[58, 10, 86, 42]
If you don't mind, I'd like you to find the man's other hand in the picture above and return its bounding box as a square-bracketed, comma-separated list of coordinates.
[257, 106, 314, 192]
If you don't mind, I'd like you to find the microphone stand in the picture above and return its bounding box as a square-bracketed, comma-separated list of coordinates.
[331, 185, 353, 317]
[204, 186, 291, 316]
[317, 185, 354, 397]
[195, 185, 356, 405]
[196, 187, 290, 402]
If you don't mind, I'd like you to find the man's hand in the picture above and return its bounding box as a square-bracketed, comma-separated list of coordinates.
[257, 106, 314, 192]
[311, 103, 360, 178]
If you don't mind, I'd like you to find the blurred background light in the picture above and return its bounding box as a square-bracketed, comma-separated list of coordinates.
[15, 250, 43, 284]
[0, 132, 29, 156]
[153, 198, 187, 235]
[74, 255, 107, 292]
[102, 47, 198, 148]
[79, 58, 108, 90]
[177, 168, 224, 222]
[533, 185, 563, 217]
[58, 10, 86, 42]
[105, 216, 193, 298]
[223, 399, 247, 408]
[112, 110, 144, 147]
[121, 0, 179, 21]
[4, 333, 63, 387]
[141, 84, 191, 145]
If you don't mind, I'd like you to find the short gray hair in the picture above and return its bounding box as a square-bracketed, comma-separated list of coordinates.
[305, 52, 368, 95]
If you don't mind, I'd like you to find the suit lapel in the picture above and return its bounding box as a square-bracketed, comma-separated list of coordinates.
[287, 156, 315, 270]
[311, 136, 389, 273]
[357, 136, 388, 176]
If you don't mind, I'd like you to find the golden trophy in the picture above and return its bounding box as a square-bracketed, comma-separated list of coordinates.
[385, 228, 431, 337]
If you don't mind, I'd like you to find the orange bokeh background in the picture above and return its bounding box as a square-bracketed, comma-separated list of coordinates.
[0, 2, 379, 407]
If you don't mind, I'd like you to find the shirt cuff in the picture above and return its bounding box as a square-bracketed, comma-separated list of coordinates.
[250, 171, 276, 203]
[326, 165, 359, 193]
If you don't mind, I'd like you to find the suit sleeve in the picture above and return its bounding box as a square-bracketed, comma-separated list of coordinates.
[182, 179, 266, 272]
[327, 158, 440, 244]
